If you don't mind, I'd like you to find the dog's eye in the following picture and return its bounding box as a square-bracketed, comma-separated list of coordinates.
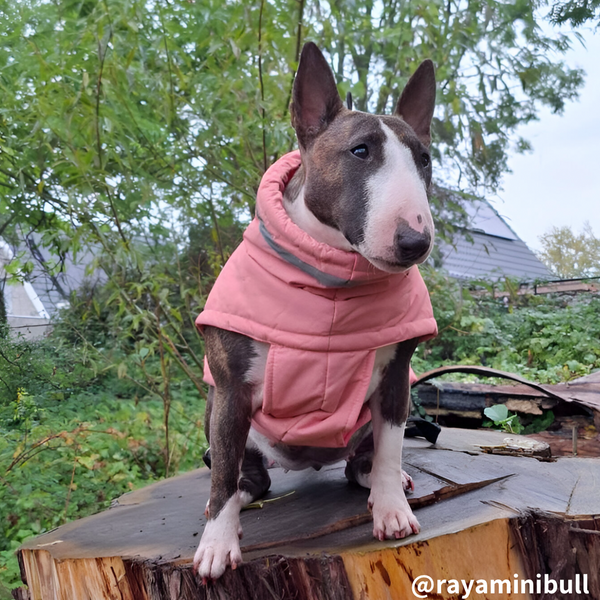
[351, 144, 369, 159]
[421, 152, 431, 168]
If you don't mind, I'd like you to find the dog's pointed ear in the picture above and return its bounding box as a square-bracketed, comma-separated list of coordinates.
[290, 42, 343, 148]
[394, 60, 436, 147]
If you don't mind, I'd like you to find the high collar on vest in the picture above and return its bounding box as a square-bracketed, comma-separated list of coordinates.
[250, 151, 400, 289]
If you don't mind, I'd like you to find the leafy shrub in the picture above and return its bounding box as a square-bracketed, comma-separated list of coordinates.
[414, 268, 600, 383]
[0, 330, 96, 404]
[0, 330, 207, 591]
[482, 405, 555, 435]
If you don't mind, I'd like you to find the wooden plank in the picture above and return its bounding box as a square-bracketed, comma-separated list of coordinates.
[420, 381, 550, 398]
[473, 278, 600, 296]
[564, 459, 600, 517]
[413, 366, 573, 404]
[533, 281, 599, 294]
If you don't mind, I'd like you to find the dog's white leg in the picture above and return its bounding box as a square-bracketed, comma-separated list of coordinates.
[194, 490, 252, 582]
[368, 415, 420, 540]
[367, 338, 421, 541]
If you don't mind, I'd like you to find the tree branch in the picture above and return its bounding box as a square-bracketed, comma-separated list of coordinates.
[284, 0, 305, 118]
[258, 0, 267, 172]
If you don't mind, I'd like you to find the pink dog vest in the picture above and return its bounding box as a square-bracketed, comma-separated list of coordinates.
[196, 151, 437, 448]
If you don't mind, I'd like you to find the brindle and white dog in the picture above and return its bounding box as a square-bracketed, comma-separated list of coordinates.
[194, 42, 436, 582]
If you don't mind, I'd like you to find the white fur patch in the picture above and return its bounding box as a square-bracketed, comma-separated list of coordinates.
[284, 188, 353, 250]
[355, 469, 372, 489]
[359, 121, 434, 268]
[194, 490, 252, 581]
[247, 428, 314, 470]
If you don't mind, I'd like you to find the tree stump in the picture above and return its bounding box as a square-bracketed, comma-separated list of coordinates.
[16, 428, 600, 599]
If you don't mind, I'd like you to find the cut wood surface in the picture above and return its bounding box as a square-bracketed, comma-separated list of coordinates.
[17, 428, 600, 600]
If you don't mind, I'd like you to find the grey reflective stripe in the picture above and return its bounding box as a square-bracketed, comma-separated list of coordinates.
[258, 219, 355, 288]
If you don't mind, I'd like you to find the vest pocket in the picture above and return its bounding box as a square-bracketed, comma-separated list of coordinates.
[262, 345, 327, 418]
[262, 345, 376, 419]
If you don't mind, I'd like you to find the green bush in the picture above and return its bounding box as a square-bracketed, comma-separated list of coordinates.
[0, 330, 207, 591]
[414, 268, 600, 383]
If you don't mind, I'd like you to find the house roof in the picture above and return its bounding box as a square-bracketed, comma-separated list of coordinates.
[25, 251, 93, 316]
[437, 198, 553, 282]
[1, 234, 102, 318]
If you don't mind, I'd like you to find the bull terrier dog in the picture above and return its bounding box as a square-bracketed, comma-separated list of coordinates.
[194, 42, 437, 582]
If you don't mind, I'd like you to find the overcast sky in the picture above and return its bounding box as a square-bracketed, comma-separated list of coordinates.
[493, 28, 600, 251]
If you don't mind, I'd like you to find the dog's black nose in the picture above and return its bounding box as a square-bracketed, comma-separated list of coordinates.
[394, 223, 431, 264]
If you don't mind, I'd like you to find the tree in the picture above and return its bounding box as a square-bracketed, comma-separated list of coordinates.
[0, 0, 585, 248]
[0, 0, 588, 408]
[549, 0, 600, 26]
[537, 222, 600, 278]
[314, 0, 583, 191]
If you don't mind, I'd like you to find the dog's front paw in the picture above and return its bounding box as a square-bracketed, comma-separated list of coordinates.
[194, 517, 243, 583]
[368, 490, 420, 541]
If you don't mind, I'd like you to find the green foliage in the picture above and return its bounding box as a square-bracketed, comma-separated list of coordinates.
[549, 0, 600, 26]
[0, 0, 585, 265]
[0, 218, 211, 594]
[482, 404, 555, 434]
[0, 331, 207, 591]
[0, 0, 293, 260]
[483, 404, 523, 433]
[411, 388, 434, 422]
[315, 0, 583, 191]
[414, 267, 600, 383]
[0, 327, 95, 403]
[537, 221, 600, 279]
[523, 409, 555, 434]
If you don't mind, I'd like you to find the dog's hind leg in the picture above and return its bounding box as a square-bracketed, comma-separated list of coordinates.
[345, 432, 414, 492]
[239, 447, 271, 501]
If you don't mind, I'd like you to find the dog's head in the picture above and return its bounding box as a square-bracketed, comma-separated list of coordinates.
[288, 42, 436, 273]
